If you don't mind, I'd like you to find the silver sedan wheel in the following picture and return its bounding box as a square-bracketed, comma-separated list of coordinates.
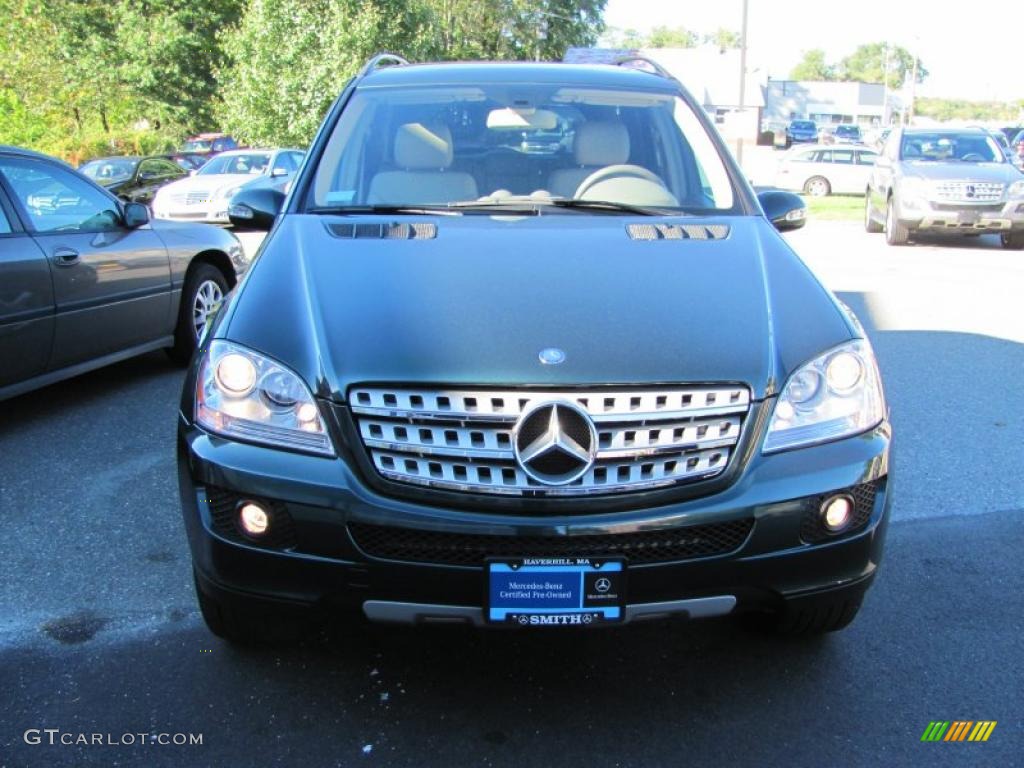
[192, 279, 223, 338]
[805, 177, 830, 197]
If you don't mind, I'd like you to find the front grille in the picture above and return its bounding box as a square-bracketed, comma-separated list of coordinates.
[799, 481, 879, 544]
[349, 385, 751, 497]
[348, 519, 754, 566]
[202, 486, 298, 550]
[170, 191, 211, 206]
[932, 181, 1004, 203]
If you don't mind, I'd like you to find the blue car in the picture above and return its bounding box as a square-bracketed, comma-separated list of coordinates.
[787, 119, 818, 144]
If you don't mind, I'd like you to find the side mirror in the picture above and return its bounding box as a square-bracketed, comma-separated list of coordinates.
[123, 202, 150, 229]
[271, 167, 288, 177]
[228, 187, 285, 231]
[757, 188, 806, 231]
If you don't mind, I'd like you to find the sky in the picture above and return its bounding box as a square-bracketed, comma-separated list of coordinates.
[600, 0, 1022, 102]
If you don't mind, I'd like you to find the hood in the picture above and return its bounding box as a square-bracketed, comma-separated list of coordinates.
[901, 160, 1020, 183]
[221, 215, 855, 402]
[158, 173, 262, 197]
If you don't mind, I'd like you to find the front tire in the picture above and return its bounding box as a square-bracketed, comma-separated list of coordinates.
[804, 176, 831, 197]
[885, 196, 910, 246]
[1000, 231, 1024, 249]
[194, 570, 307, 646]
[167, 263, 228, 365]
[864, 193, 883, 233]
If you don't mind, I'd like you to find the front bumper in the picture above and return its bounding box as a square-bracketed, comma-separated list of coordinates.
[154, 204, 231, 224]
[178, 411, 892, 625]
[896, 196, 1024, 232]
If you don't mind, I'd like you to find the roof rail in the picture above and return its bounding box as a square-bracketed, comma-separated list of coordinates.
[613, 55, 675, 80]
[357, 53, 410, 79]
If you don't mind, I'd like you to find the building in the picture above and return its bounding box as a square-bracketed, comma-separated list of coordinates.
[763, 80, 901, 130]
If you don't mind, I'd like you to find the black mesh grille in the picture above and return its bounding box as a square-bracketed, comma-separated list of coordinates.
[202, 486, 298, 550]
[348, 518, 754, 566]
[799, 481, 880, 544]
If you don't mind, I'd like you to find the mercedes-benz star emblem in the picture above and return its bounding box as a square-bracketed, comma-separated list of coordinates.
[513, 401, 597, 485]
[594, 577, 612, 593]
[538, 347, 566, 365]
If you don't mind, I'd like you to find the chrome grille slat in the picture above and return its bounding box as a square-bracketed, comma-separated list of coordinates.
[932, 181, 1004, 202]
[351, 386, 750, 498]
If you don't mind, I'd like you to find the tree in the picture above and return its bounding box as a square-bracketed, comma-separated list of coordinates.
[645, 25, 697, 48]
[705, 28, 740, 50]
[790, 49, 835, 81]
[838, 43, 927, 88]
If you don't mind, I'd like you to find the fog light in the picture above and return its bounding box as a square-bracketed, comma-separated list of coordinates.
[821, 495, 854, 532]
[238, 502, 269, 537]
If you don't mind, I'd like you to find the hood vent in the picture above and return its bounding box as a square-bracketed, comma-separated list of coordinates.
[627, 223, 730, 241]
[327, 221, 437, 240]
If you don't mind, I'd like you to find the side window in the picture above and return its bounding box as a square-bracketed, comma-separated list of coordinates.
[815, 151, 832, 163]
[832, 150, 855, 165]
[857, 151, 878, 166]
[0, 158, 121, 234]
[0, 199, 11, 234]
[290, 152, 305, 169]
[138, 158, 180, 180]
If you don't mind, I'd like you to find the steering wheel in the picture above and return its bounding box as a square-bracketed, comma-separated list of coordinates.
[574, 164, 666, 199]
[961, 153, 986, 162]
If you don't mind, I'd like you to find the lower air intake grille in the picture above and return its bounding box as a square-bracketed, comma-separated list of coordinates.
[347, 518, 754, 566]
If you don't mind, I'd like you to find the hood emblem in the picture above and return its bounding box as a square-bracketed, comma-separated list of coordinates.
[538, 347, 566, 365]
[513, 402, 596, 485]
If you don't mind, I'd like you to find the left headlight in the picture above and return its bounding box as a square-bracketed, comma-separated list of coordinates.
[196, 340, 335, 456]
[763, 339, 885, 453]
[220, 185, 242, 200]
[1008, 180, 1024, 198]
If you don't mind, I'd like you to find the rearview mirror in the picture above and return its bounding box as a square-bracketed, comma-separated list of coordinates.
[123, 202, 150, 229]
[757, 189, 806, 231]
[228, 187, 285, 231]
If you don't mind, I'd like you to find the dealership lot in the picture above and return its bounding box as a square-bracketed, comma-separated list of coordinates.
[1, 222, 1022, 765]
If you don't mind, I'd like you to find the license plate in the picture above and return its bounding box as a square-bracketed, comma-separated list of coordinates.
[959, 210, 980, 224]
[486, 558, 626, 626]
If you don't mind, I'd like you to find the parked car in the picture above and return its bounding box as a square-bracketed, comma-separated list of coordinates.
[181, 133, 239, 156]
[152, 148, 304, 224]
[785, 119, 818, 145]
[0, 145, 248, 400]
[168, 152, 210, 172]
[865, 126, 1024, 247]
[775, 145, 878, 196]
[178, 55, 891, 645]
[79, 155, 190, 205]
[831, 124, 863, 145]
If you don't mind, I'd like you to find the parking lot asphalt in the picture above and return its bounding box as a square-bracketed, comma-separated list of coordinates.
[1, 222, 1022, 767]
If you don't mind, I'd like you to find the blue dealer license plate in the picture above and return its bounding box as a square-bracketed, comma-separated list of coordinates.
[486, 558, 626, 626]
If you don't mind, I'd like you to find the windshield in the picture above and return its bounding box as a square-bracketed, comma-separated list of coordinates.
[183, 139, 212, 152]
[197, 152, 271, 176]
[80, 158, 138, 183]
[791, 121, 815, 131]
[836, 126, 860, 137]
[900, 133, 1002, 163]
[308, 84, 736, 213]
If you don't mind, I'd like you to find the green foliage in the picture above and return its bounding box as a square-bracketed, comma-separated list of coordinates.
[645, 25, 697, 48]
[704, 28, 741, 50]
[790, 43, 927, 88]
[915, 98, 1023, 122]
[790, 49, 835, 81]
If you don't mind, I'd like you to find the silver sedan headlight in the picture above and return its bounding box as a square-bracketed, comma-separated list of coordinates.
[763, 339, 886, 453]
[196, 340, 334, 456]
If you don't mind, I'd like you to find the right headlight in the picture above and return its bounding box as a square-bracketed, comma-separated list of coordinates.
[196, 340, 334, 456]
[763, 339, 886, 453]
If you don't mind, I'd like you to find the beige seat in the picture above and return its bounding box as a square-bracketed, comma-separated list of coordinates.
[368, 123, 477, 205]
[547, 121, 631, 199]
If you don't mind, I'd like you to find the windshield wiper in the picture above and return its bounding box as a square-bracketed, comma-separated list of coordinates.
[307, 204, 460, 216]
[545, 198, 672, 216]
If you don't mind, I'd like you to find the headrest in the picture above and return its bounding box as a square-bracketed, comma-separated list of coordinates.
[574, 121, 630, 166]
[394, 123, 454, 170]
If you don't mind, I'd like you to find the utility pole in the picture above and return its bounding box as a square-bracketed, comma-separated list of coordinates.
[881, 42, 891, 125]
[736, 0, 749, 165]
[907, 37, 920, 125]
